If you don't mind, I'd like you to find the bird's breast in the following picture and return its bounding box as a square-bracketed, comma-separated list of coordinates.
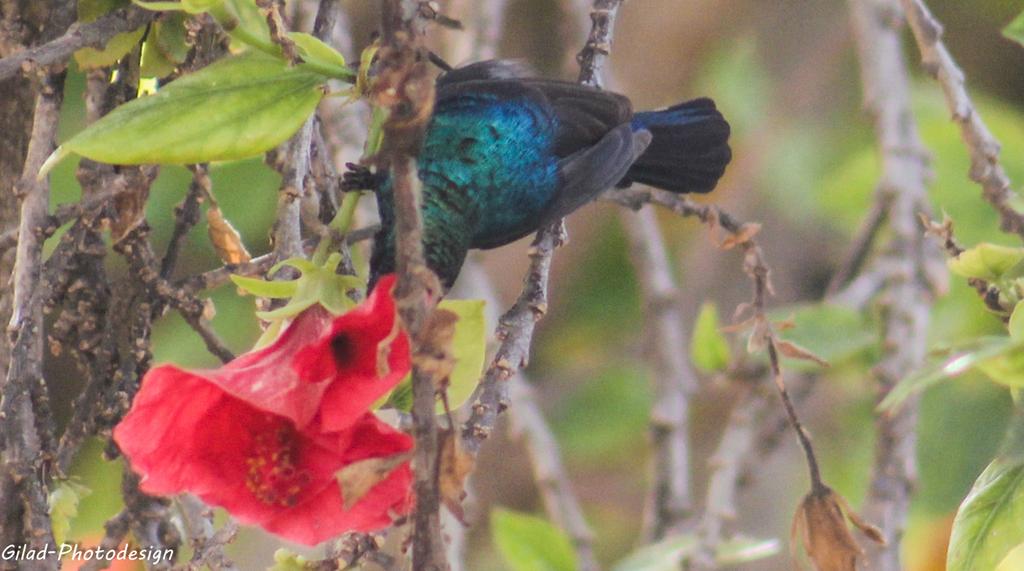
[419, 98, 561, 249]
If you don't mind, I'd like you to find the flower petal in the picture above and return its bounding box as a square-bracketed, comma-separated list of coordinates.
[209, 305, 334, 427]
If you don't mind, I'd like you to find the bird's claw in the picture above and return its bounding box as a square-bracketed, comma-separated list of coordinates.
[341, 162, 383, 191]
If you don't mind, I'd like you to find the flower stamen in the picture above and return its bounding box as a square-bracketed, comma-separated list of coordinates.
[245, 422, 311, 507]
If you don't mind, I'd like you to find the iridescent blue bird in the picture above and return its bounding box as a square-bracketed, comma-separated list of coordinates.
[353, 60, 732, 290]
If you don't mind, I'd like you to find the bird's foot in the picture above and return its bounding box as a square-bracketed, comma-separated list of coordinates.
[341, 162, 383, 192]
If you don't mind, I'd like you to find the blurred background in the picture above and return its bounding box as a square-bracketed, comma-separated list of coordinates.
[44, 0, 1024, 569]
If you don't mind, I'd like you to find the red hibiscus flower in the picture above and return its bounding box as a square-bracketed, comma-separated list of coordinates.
[294, 275, 410, 433]
[113, 276, 413, 546]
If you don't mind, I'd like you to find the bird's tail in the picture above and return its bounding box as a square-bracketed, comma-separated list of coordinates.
[620, 98, 731, 194]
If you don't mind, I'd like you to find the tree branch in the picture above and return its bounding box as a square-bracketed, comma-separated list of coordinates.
[458, 261, 600, 571]
[0, 64, 68, 570]
[461, 0, 623, 461]
[848, 1, 940, 568]
[375, 1, 446, 567]
[899, 0, 1024, 240]
[619, 207, 697, 540]
[0, 7, 154, 82]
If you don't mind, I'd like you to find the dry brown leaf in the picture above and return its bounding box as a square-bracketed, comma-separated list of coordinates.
[336, 451, 413, 510]
[792, 488, 861, 571]
[415, 308, 459, 389]
[774, 314, 797, 331]
[438, 429, 475, 523]
[721, 315, 756, 334]
[721, 222, 762, 250]
[791, 486, 883, 571]
[747, 317, 770, 353]
[776, 339, 831, 368]
[207, 205, 251, 264]
[376, 317, 403, 378]
[732, 301, 754, 322]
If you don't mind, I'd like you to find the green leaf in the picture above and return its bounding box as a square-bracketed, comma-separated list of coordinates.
[880, 337, 1018, 411]
[75, 0, 146, 69]
[229, 274, 298, 298]
[1003, 11, 1024, 48]
[154, 12, 191, 62]
[134, 0, 277, 57]
[268, 548, 312, 571]
[714, 535, 782, 565]
[948, 243, 1024, 282]
[48, 480, 91, 546]
[1010, 301, 1024, 343]
[612, 534, 698, 571]
[382, 373, 413, 411]
[439, 299, 486, 411]
[46, 52, 326, 172]
[241, 255, 362, 321]
[288, 32, 350, 78]
[997, 542, 1024, 571]
[381, 301, 486, 413]
[610, 533, 780, 570]
[999, 405, 1024, 465]
[140, 35, 176, 78]
[492, 509, 577, 571]
[133, 0, 222, 14]
[947, 459, 1024, 571]
[140, 12, 190, 78]
[977, 345, 1024, 389]
[768, 303, 874, 367]
[691, 302, 730, 372]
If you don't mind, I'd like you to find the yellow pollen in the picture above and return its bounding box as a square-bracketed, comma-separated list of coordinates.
[245, 424, 311, 507]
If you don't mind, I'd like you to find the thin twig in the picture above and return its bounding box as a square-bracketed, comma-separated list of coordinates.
[79, 510, 131, 571]
[899, 0, 1024, 240]
[607, 184, 834, 543]
[0, 184, 135, 257]
[0, 7, 154, 82]
[699, 386, 764, 552]
[826, 194, 890, 296]
[268, 119, 315, 276]
[575, 0, 624, 88]
[461, 0, 623, 458]
[458, 261, 600, 571]
[174, 494, 239, 571]
[117, 224, 236, 363]
[257, 0, 301, 64]
[161, 165, 209, 279]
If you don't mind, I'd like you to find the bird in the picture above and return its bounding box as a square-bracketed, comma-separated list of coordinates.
[349, 59, 732, 291]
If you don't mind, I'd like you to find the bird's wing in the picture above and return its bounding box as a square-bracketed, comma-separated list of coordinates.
[436, 74, 634, 157]
[523, 79, 634, 157]
[435, 59, 535, 88]
[542, 124, 650, 225]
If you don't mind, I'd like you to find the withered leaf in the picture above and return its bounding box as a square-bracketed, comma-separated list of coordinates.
[439, 429, 475, 523]
[747, 317, 770, 354]
[777, 340, 831, 368]
[721, 315, 756, 334]
[336, 451, 412, 510]
[376, 317, 403, 378]
[791, 486, 883, 571]
[733, 301, 754, 322]
[416, 308, 459, 390]
[207, 205, 251, 264]
[721, 222, 762, 250]
[774, 314, 797, 331]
